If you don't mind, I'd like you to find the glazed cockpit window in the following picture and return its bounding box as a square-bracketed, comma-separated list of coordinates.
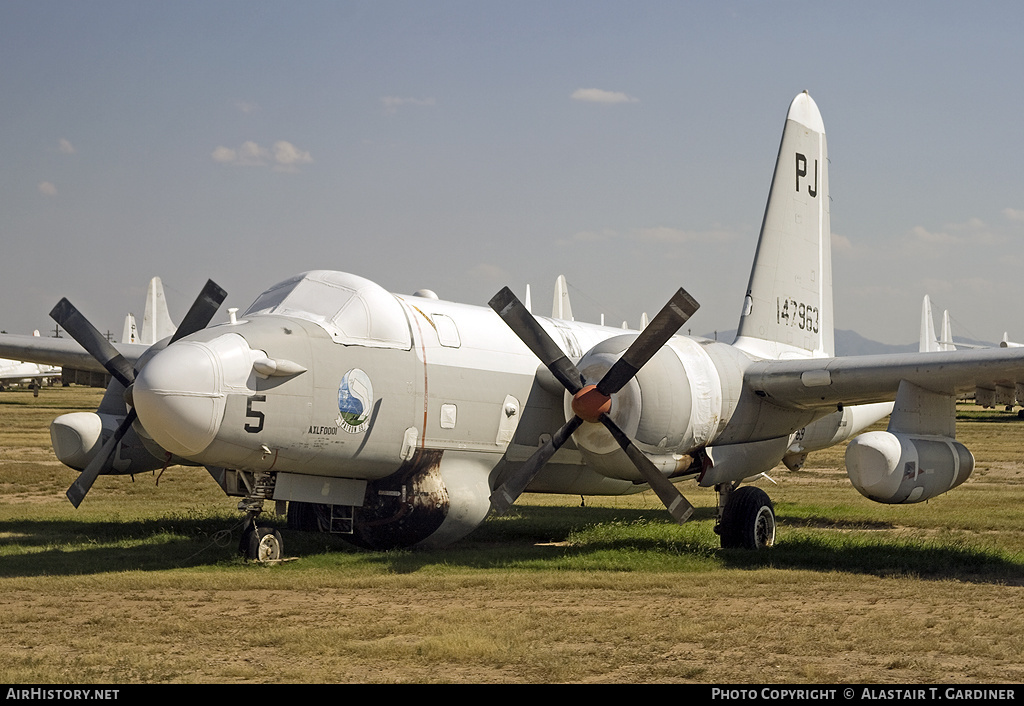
[243, 271, 411, 349]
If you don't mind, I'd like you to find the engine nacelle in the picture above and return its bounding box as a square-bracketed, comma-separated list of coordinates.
[567, 334, 722, 481]
[845, 431, 974, 504]
[50, 412, 164, 475]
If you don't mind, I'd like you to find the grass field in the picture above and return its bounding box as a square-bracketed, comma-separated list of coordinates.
[1, 385, 1022, 684]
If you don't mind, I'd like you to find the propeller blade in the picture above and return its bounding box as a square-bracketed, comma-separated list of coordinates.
[50, 298, 136, 388]
[600, 415, 695, 524]
[169, 280, 227, 343]
[597, 288, 700, 396]
[66, 409, 137, 508]
[489, 287, 585, 395]
[490, 415, 584, 514]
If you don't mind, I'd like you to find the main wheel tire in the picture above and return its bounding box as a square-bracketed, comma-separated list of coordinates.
[286, 501, 319, 531]
[719, 486, 775, 550]
[244, 527, 283, 562]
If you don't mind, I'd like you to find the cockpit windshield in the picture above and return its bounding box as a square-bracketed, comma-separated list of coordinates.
[243, 271, 411, 349]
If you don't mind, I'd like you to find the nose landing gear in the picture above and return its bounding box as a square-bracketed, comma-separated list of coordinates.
[238, 493, 284, 563]
[241, 522, 284, 562]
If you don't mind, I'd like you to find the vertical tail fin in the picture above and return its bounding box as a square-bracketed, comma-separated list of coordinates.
[921, 296, 958, 352]
[122, 313, 140, 344]
[142, 277, 176, 345]
[551, 275, 573, 321]
[733, 92, 834, 360]
[940, 309, 956, 351]
[920, 295, 939, 352]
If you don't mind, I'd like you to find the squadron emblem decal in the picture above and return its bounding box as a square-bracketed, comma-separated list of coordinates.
[337, 368, 373, 433]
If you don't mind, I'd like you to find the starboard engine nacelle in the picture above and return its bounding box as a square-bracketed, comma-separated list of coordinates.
[566, 334, 728, 481]
[845, 431, 974, 504]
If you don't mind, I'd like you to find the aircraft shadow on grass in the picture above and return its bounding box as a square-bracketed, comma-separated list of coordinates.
[0, 516, 253, 577]
[1, 506, 1020, 585]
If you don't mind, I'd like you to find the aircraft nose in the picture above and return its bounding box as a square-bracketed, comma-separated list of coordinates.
[132, 341, 226, 457]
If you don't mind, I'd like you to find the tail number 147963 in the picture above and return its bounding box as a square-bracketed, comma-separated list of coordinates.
[777, 297, 819, 333]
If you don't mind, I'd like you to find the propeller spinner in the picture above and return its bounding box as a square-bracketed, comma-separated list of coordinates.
[50, 280, 227, 507]
[488, 286, 699, 523]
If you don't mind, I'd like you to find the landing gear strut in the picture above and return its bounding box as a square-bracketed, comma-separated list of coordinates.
[238, 498, 283, 562]
[714, 483, 776, 550]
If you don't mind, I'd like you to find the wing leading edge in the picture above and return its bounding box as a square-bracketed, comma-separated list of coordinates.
[745, 347, 1024, 411]
[0, 334, 150, 374]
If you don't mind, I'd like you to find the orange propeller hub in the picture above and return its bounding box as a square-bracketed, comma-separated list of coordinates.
[571, 384, 612, 423]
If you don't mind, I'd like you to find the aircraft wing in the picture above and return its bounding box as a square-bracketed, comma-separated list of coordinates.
[745, 348, 1024, 410]
[0, 334, 150, 374]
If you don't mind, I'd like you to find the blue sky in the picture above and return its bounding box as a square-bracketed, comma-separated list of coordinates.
[2, 1, 1022, 345]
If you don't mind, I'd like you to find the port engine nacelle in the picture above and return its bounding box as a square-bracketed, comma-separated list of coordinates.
[50, 412, 165, 475]
[845, 431, 975, 504]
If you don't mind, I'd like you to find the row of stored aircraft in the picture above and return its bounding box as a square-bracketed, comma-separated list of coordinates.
[2, 91, 1022, 562]
[0, 341, 60, 390]
[919, 295, 1024, 411]
[0, 277, 178, 389]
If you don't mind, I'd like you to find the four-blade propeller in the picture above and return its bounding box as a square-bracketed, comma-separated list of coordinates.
[488, 286, 700, 523]
[50, 280, 227, 507]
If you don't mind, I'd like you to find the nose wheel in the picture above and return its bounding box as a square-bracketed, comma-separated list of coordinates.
[239, 507, 284, 562]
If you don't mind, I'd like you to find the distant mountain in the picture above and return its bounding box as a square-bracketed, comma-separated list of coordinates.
[700, 329, 997, 356]
[834, 330, 917, 356]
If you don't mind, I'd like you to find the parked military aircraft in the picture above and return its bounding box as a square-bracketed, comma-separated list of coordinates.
[920, 295, 956, 353]
[0, 332, 60, 390]
[3, 91, 1023, 562]
[919, 295, 1024, 411]
[121, 277, 178, 345]
[0, 360, 59, 387]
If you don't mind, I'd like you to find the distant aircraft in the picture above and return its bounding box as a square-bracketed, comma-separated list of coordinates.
[920, 295, 1023, 411]
[919, 295, 956, 353]
[122, 277, 178, 346]
[2, 91, 1024, 562]
[0, 360, 61, 389]
[0, 277, 177, 392]
[0, 331, 60, 391]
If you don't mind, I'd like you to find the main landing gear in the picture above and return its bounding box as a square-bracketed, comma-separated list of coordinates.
[714, 483, 776, 550]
